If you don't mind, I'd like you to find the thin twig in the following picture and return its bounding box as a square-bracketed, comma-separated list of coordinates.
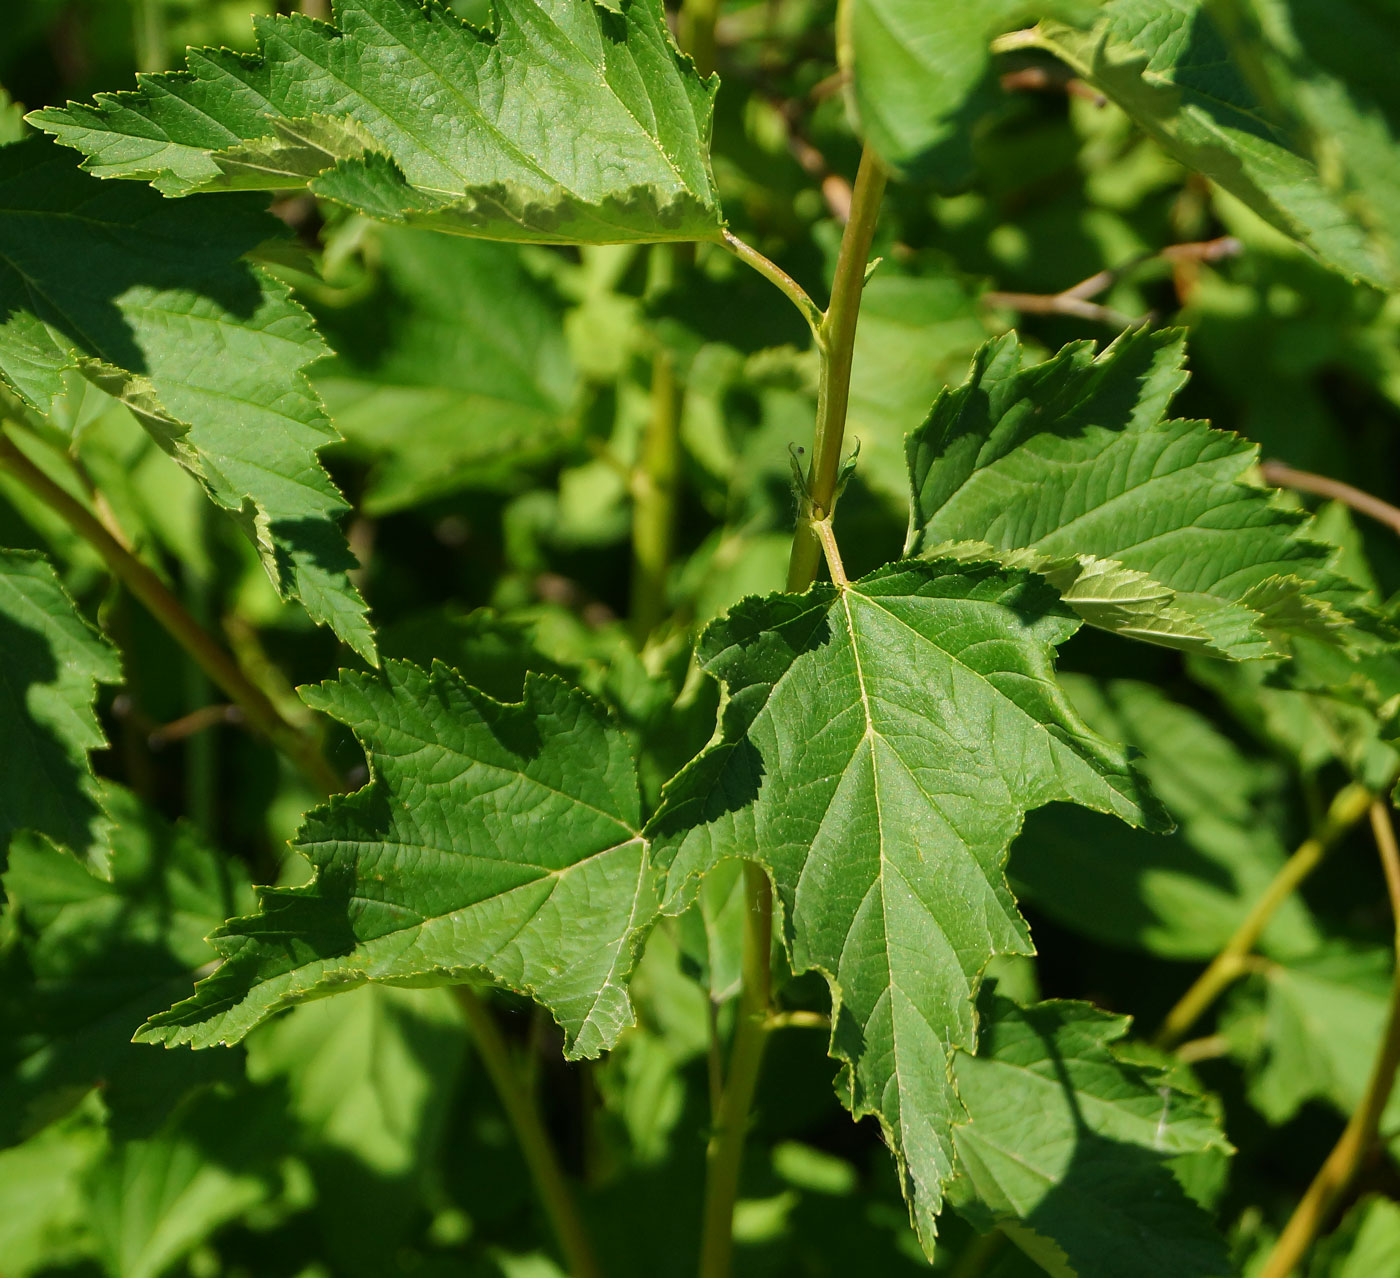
[983, 237, 1241, 328]
[147, 703, 243, 750]
[1000, 65, 1106, 106]
[1258, 802, 1400, 1277]
[767, 1009, 829, 1031]
[1260, 461, 1400, 540]
[1154, 782, 1374, 1049]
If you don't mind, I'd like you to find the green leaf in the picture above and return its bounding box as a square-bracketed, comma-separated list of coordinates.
[30, 0, 723, 245]
[1012, 676, 1319, 960]
[651, 559, 1164, 1249]
[311, 227, 577, 514]
[843, 1, 1097, 184]
[84, 1088, 282, 1278]
[1221, 945, 1400, 1129]
[0, 783, 252, 1145]
[0, 137, 373, 658]
[948, 994, 1232, 1278]
[0, 549, 120, 867]
[906, 327, 1357, 659]
[139, 663, 658, 1059]
[1009, 0, 1389, 287]
[245, 984, 466, 1269]
[1313, 1196, 1400, 1278]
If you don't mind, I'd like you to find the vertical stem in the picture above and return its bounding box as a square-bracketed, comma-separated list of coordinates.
[1154, 781, 1373, 1049]
[786, 146, 888, 592]
[1258, 801, 1400, 1278]
[629, 347, 681, 643]
[698, 144, 887, 1278]
[455, 987, 603, 1278]
[697, 862, 772, 1278]
[0, 431, 342, 796]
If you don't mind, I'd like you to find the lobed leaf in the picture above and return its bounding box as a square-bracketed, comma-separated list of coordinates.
[139, 663, 659, 1059]
[906, 327, 1360, 659]
[650, 558, 1165, 1250]
[0, 137, 373, 658]
[0, 549, 120, 868]
[948, 994, 1232, 1277]
[30, 0, 723, 245]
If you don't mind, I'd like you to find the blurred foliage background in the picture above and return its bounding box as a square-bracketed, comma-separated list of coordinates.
[5, 1, 1400, 1275]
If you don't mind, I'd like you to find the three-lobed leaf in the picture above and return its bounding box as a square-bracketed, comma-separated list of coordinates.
[31, 0, 723, 245]
[0, 137, 373, 658]
[139, 663, 658, 1059]
[650, 558, 1164, 1250]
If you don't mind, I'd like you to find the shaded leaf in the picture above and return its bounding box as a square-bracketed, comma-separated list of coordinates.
[0, 549, 119, 867]
[140, 664, 658, 1059]
[948, 994, 1232, 1278]
[312, 227, 577, 514]
[31, 0, 723, 245]
[0, 783, 252, 1145]
[1011, 0, 1389, 286]
[651, 558, 1164, 1249]
[1013, 676, 1319, 960]
[0, 137, 373, 657]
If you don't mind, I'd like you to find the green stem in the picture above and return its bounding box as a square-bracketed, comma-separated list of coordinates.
[1154, 781, 1373, 1049]
[696, 144, 887, 1278]
[698, 862, 773, 1278]
[721, 230, 822, 336]
[454, 987, 603, 1278]
[786, 145, 887, 592]
[948, 1229, 1008, 1278]
[680, 0, 721, 78]
[0, 430, 342, 796]
[1258, 801, 1400, 1278]
[629, 347, 681, 643]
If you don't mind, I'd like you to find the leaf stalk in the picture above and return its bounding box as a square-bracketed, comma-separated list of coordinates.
[1154, 781, 1374, 1049]
[720, 229, 823, 337]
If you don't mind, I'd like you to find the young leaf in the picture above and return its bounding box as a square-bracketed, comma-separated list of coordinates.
[906, 327, 1357, 659]
[30, 0, 723, 245]
[139, 664, 658, 1059]
[0, 138, 373, 658]
[0, 549, 120, 867]
[650, 559, 1165, 1249]
[947, 994, 1232, 1277]
[311, 227, 577, 514]
[1010, 0, 1389, 287]
[0, 783, 251, 1145]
